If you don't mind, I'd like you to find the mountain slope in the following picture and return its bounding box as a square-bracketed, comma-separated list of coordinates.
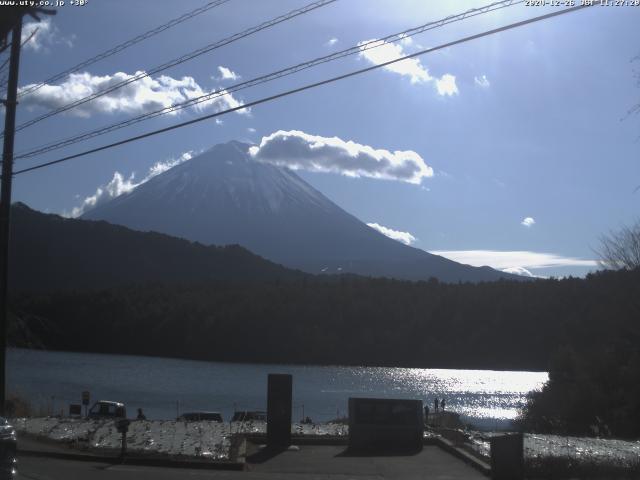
[83, 140, 521, 283]
[9, 202, 304, 292]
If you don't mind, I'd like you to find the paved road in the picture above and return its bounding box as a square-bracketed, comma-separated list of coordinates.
[16, 445, 486, 480]
[17, 456, 238, 480]
[247, 445, 486, 479]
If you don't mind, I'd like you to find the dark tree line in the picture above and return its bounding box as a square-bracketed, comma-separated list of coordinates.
[517, 342, 640, 438]
[9, 268, 640, 437]
[11, 269, 640, 371]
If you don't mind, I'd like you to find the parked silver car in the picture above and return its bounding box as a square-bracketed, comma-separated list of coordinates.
[87, 400, 127, 419]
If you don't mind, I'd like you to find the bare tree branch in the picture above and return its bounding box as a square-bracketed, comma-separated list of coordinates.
[597, 220, 640, 270]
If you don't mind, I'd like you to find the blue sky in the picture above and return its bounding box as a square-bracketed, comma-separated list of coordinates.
[6, 0, 640, 278]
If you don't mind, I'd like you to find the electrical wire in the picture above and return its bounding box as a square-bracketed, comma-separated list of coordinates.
[12, 3, 594, 177]
[14, 0, 523, 161]
[16, 0, 233, 99]
[7, 0, 337, 136]
[0, 27, 40, 90]
[0, 54, 10, 80]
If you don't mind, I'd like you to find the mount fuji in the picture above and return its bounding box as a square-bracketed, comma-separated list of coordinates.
[82, 141, 520, 282]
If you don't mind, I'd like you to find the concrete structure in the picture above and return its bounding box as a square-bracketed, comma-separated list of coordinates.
[18, 430, 490, 479]
[348, 398, 423, 452]
[266, 374, 292, 448]
[490, 432, 523, 480]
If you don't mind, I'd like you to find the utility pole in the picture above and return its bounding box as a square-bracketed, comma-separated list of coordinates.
[0, 16, 24, 417]
[0, 6, 54, 415]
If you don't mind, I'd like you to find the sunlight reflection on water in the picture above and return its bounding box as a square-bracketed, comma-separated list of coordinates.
[334, 367, 547, 425]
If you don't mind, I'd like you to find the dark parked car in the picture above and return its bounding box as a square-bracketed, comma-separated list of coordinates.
[177, 412, 223, 422]
[0, 418, 16, 480]
[231, 411, 266, 422]
[88, 401, 127, 419]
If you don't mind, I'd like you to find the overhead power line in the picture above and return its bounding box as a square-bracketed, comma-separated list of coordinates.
[16, 0, 233, 99]
[0, 52, 11, 79]
[7, 0, 337, 136]
[14, 0, 523, 161]
[0, 26, 40, 89]
[12, 4, 593, 177]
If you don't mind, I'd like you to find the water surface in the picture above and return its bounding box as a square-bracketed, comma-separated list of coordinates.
[8, 348, 547, 429]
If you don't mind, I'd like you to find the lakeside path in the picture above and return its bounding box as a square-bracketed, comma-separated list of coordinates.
[16, 445, 487, 480]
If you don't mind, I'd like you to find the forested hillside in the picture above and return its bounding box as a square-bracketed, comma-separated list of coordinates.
[9, 203, 304, 292]
[10, 268, 640, 372]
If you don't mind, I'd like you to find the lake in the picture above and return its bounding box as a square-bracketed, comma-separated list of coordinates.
[7, 348, 547, 429]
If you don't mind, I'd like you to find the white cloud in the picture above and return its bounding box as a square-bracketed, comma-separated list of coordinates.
[474, 75, 490, 88]
[367, 223, 416, 245]
[501, 266, 540, 278]
[430, 250, 598, 270]
[18, 71, 248, 118]
[359, 38, 431, 84]
[21, 19, 74, 52]
[521, 217, 535, 227]
[69, 172, 137, 218]
[325, 37, 338, 46]
[217, 66, 240, 81]
[399, 33, 413, 46]
[247, 127, 256, 133]
[69, 151, 196, 217]
[146, 151, 194, 177]
[358, 38, 458, 96]
[435, 74, 458, 96]
[249, 130, 433, 184]
[21, 20, 50, 51]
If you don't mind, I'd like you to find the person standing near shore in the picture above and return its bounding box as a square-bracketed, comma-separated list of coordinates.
[424, 403, 430, 424]
[440, 398, 445, 412]
[434, 397, 439, 413]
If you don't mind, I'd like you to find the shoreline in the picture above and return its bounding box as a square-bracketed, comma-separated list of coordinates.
[7, 346, 549, 374]
[12, 416, 640, 466]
